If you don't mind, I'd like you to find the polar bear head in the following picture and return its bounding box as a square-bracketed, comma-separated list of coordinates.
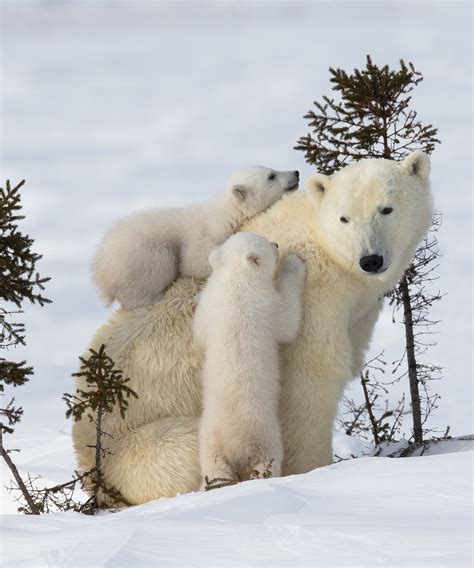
[306, 151, 434, 281]
[209, 232, 279, 277]
[227, 165, 299, 218]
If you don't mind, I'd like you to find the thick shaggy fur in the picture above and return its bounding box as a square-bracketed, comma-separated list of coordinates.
[194, 233, 306, 487]
[93, 166, 299, 308]
[72, 152, 433, 506]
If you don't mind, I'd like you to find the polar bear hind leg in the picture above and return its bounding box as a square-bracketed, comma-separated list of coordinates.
[116, 243, 179, 309]
[79, 417, 201, 506]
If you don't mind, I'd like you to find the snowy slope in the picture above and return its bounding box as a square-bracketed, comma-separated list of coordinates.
[0, 426, 87, 515]
[2, 449, 472, 567]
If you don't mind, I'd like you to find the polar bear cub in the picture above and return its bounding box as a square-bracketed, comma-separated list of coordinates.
[93, 166, 299, 308]
[193, 232, 306, 488]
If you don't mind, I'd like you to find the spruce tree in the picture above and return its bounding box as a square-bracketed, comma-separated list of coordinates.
[64, 344, 138, 510]
[0, 179, 51, 514]
[9, 345, 138, 514]
[295, 56, 442, 444]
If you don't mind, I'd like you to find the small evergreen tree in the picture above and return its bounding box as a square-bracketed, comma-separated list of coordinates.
[63, 344, 138, 511]
[0, 180, 51, 418]
[9, 345, 138, 514]
[1, 182, 136, 514]
[295, 57, 442, 444]
[0, 179, 51, 514]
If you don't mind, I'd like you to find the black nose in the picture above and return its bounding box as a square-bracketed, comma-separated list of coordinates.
[294, 171, 300, 178]
[359, 255, 384, 273]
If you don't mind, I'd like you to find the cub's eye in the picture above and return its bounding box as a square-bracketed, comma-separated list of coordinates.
[381, 207, 393, 215]
[268, 173, 276, 180]
[340, 216, 349, 224]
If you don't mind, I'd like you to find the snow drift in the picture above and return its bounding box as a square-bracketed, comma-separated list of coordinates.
[2, 446, 472, 567]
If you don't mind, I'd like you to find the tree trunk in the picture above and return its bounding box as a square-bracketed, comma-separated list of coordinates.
[93, 407, 103, 509]
[360, 373, 380, 446]
[400, 275, 423, 444]
[0, 430, 40, 514]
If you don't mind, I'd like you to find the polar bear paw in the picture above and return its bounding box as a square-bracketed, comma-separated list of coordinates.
[281, 253, 306, 280]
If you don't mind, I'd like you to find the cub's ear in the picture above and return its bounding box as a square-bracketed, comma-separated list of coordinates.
[208, 247, 223, 269]
[305, 173, 330, 204]
[232, 184, 249, 202]
[401, 151, 431, 180]
[246, 253, 260, 266]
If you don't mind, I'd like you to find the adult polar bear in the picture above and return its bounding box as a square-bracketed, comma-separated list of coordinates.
[73, 151, 433, 505]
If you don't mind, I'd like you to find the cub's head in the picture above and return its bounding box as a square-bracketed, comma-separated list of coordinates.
[209, 232, 279, 277]
[306, 151, 434, 280]
[228, 165, 299, 218]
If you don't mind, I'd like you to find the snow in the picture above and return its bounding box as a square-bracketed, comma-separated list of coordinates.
[332, 431, 375, 460]
[2, 446, 472, 567]
[1, 427, 87, 515]
[333, 432, 474, 459]
[0, 3, 472, 566]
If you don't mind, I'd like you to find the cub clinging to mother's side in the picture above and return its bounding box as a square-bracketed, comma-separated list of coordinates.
[72, 152, 434, 505]
[194, 232, 306, 487]
[93, 166, 299, 308]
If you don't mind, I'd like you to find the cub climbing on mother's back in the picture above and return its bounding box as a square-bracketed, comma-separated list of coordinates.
[93, 166, 299, 308]
[193, 232, 306, 488]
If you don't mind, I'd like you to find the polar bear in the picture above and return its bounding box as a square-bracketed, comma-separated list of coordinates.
[72, 151, 433, 506]
[194, 233, 306, 488]
[93, 166, 299, 308]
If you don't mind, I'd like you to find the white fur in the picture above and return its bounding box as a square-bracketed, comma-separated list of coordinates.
[72, 152, 433, 506]
[93, 166, 299, 308]
[194, 233, 306, 487]
[305, 150, 432, 280]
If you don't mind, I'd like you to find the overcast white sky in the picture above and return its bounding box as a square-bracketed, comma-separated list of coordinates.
[1, 0, 472, 440]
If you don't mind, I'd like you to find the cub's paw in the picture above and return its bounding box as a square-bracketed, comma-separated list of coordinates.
[282, 253, 306, 280]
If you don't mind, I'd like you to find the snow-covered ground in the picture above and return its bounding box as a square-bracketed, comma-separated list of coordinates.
[0, 2, 472, 566]
[2, 440, 473, 567]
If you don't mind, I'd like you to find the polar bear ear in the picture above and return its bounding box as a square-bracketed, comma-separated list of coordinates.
[232, 184, 249, 202]
[306, 173, 330, 204]
[401, 151, 431, 180]
[246, 253, 260, 267]
[208, 247, 223, 269]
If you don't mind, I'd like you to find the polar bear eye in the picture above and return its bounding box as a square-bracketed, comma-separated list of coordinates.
[268, 173, 276, 180]
[340, 216, 349, 224]
[381, 207, 393, 215]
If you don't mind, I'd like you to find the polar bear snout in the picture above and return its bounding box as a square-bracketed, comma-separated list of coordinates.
[285, 171, 300, 192]
[359, 254, 384, 274]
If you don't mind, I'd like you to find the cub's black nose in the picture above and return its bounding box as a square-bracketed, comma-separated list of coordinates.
[359, 255, 384, 273]
[294, 170, 300, 178]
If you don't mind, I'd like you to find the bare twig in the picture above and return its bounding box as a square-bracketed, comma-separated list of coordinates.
[0, 430, 40, 514]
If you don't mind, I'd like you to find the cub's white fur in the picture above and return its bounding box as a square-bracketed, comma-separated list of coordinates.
[194, 233, 306, 487]
[93, 166, 299, 308]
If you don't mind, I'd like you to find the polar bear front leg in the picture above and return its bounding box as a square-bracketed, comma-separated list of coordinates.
[275, 253, 307, 344]
[251, 436, 283, 479]
[252, 459, 281, 479]
[199, 430, 236, 490]
[348, 301, 384, 377]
